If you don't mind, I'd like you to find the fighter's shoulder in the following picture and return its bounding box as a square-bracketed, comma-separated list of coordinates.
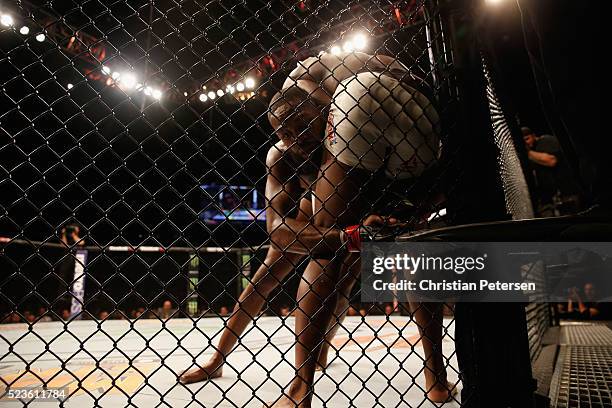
[266, 141, 289, 165]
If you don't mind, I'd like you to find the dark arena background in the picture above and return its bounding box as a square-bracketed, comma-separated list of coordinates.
[0, 0, 609, 407]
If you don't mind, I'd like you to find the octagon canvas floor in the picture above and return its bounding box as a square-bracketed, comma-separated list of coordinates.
[0, 316, 460, 407]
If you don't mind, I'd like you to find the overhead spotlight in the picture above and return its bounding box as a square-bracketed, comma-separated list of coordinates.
[102, 66, 111, 75]
[352, 33, 367, 50]
[245, 77, 255, 89]
[330, 46, 341, 55]
[217, 89, 224, 97]
[207, 91, 216, 100]
[35, 33, 45, 42]
[111, 71, 121, 80]
[199, 93, 208, 102]
[152, 89, 162, 100]
[19, 26, 29, 35]
[1, 14, 14, 27]
[236, 82, 245, 92]
[343, 41, 354, 52]
[226, 85, 235, 94]
[67, 83, 73, 89]
[144, 87, 153, 96]
[120, 73, 137, 89]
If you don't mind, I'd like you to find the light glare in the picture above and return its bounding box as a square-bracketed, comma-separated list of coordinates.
[35, 33, 45, 42]
[207, 91, 216, 100]
[20, 26, 29, 35]
[199, 93, 208, 102]
[353, 33, 367, 50]
[236, 83, 245, 92]
[1, 14, 14, 27]
[120, 73, 137, 89]
[152, 89, 162, 100]
[343, 41, 354, 52]
[245, 77, 255, 89]
[330, 46, 341, 55]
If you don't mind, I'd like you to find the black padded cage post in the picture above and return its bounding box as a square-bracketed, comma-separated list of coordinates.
[428, 1, 537, 407]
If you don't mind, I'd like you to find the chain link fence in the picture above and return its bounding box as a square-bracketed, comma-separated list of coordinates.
[0, 0, 540, 406]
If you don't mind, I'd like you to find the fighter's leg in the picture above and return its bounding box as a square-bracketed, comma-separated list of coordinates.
[316, 254, 360, 370]
[409, 301, 457, 402]
[180, 197, 311, 384]
[270, 159, 369, 408]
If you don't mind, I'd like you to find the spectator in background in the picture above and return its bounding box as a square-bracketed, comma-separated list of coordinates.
[61, 309, 71, 320]
[60, 224, 85, 247]
[384, 304, 395, 316]
[98, 310, 109, 320]
[522, 127, 582, 216]
[23, 311, 35, 323]
[158, 300, 176, 320]
[562, 283, 610, 320]
[279, 305, 291, 317]
[219, 306, 230, 317]
[38, 307, 53, 322]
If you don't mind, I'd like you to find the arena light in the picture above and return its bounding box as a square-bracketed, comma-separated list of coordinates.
[236, 82, 245, 92]
[245, 77, 255, 89]
[152, 89, 162, 100]
[343, 41, 354, 53]
[102, 66, 111, 75]
[184, 91, 189, 97]
[144, 86, 153, 96]
[226, 85, 235, 94]
[199, 93, 208, 102]
[330, 45, 341, 55]
[119, 73, 137, 89]
[207, 91, 216, 100]
[485, 0, 505, 4]
[216, 89, 224, 97]
[0, 14, 13, 27]
[67, 83, 73, 89]
[35, 33, 45, 42]
[19, 26, 29, 35]
[352, 33, 367, 50]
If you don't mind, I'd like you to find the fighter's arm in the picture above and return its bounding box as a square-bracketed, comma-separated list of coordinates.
[265, 147, 343, 257]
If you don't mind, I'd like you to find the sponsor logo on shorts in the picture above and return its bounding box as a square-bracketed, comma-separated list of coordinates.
[326, 112, 337, 146]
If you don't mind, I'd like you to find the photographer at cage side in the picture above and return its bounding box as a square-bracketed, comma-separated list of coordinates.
[522, 127, 582, 216]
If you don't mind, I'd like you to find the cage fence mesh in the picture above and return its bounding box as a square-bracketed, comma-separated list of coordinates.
[0, 0, 538, 406]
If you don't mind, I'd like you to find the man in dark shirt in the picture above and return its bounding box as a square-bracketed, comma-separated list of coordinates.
[522, 127, 581, 216]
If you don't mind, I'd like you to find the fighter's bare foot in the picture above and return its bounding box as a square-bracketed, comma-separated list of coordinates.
[426, 381, 458, 403]
[265, 395, 310, 408]
[179, 363, 223, 384]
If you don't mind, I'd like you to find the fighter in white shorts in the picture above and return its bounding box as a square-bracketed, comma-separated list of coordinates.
[266, 52, 455, 407]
